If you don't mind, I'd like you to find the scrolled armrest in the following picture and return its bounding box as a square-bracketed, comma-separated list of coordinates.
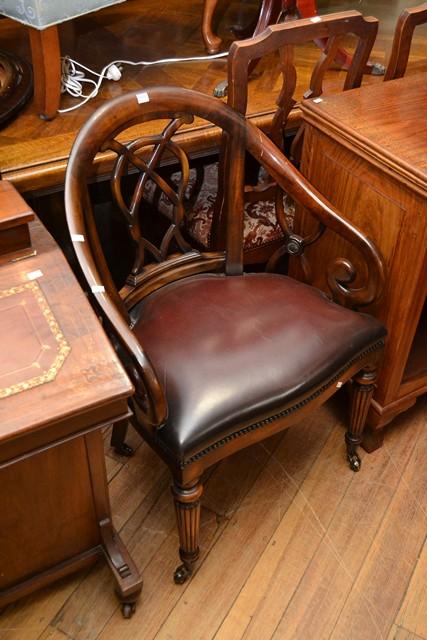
[246, 122, 385, 308]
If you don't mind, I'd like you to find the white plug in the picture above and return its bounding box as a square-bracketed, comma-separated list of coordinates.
[106, 63, 122, 81]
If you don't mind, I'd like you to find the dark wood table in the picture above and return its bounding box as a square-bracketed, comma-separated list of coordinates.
[292, 72, 427, 449]
[0, 182, 142, 616]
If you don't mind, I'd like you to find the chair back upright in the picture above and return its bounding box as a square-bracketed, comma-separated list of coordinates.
[385, 3, 427, 80]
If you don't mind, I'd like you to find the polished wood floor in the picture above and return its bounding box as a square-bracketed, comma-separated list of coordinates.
[0, 396, 426, 639]
[0, 0, 426, 193]
[1, 2, 426, 638]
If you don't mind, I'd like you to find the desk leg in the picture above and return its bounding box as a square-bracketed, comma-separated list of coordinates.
[28, 25, 61, 120]
[202, 0, 223, 53]
[84, 430, 143, 618]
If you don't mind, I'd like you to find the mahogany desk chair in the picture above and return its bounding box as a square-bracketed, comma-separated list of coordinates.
[186, 11, 378, 267]
[384, 2, 427, 80]
[65, 87, 386, 584]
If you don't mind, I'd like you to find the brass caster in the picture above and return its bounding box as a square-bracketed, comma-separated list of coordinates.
[174, 563, 192, 585]
[121, 602, 136, 618]
[114, 442, 134, 457]
[371, 62, 385, 76]
[348, 453, 361, 472]
[213, 79, 228, 98]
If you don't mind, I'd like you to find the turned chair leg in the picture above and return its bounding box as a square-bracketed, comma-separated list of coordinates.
[346, 368, 377, 472]
[110, 419, 134, 457]
[172, 479, 203, 584]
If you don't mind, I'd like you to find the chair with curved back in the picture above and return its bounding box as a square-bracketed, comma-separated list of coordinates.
[185, 10, 379, 267]
[65, 86, 386, 585]
[384, 2, 427, 80]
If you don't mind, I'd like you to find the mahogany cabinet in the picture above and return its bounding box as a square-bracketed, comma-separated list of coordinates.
[291, 73, 427, 449]
[0, 183, 142, 615]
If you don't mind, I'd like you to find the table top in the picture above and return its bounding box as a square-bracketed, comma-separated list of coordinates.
[301, 72, 427, 196]
[0, 190, 132, 457]
[0, 0, 406, 194]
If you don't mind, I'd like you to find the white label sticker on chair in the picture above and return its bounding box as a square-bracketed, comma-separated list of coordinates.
[313, 98, 323, 103]
[336, 381, 343, 388]
[91, 285, 105, 293]
[71, 234, 85, 242]
[310, 16, 321, 22]
[136, 91, 150, 104]
[27, 269, 43, 281]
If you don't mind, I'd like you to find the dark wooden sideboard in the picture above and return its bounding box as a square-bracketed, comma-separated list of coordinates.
[292, 73, 427, 449]
[0, 182, 142, 616]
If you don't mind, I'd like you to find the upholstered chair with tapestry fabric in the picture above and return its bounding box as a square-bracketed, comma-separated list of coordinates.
[180, 10, 378, 267]
[65, 86, 386, 584]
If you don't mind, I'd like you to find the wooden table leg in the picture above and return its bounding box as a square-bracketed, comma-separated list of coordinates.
[202, 0, 223, 54]
[28, 25, 61, 120]
[85, 430, 143, 617]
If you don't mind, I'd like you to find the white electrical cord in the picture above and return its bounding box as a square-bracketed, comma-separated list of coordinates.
[59, 51, 229, 113]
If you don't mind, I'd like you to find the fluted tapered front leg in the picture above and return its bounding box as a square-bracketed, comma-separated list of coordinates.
[172, 480, 203, 584]
[347, 368, 377, 472]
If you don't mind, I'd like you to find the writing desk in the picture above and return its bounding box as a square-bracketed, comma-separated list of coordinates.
[0, 183, 142, 616]
[292, 73, 427, 449]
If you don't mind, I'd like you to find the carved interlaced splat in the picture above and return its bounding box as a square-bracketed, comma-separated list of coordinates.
[105, 116, 194, 279]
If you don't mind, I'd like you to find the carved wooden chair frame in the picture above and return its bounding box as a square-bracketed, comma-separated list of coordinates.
[65, 87, 385, 584]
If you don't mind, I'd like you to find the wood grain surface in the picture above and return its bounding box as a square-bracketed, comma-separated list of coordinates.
[293, 70, 427, 436]
[0, 217, 132, 456]
[0, 397, 425, 639]
[1, 0, 425, 193]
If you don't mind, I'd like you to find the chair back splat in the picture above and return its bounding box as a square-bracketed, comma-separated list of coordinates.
[65, 86, 387, 585]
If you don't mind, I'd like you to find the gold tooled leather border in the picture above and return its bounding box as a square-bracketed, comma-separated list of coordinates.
[0, 281, 71, 398]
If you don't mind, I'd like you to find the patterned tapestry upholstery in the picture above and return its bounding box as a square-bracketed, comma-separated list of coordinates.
[0, 0, 125, 29]
[145, 162, 294, 253]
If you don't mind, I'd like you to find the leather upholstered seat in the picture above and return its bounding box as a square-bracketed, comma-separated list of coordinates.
[133, 273, 386, 464]
[65, 86, 386, 586]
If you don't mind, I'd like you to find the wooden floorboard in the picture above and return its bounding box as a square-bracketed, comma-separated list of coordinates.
[0, 1, 426, 638]
[1, 397, 426, 640]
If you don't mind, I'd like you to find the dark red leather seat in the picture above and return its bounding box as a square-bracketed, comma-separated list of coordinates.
[133, 273, 386, 464]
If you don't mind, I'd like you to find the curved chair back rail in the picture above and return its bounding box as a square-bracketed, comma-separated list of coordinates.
[384, 3, 427, 80]
[65, 86, 387, 584]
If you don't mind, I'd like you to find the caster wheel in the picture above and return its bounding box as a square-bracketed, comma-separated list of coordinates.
[348, 453, 361, 472]
[121, 602, 136, 618]
[174, 564, 192, 585]
[114, 443, 134, 457]
[213, 80, 228, 98]
[371, 62, 386, 76]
